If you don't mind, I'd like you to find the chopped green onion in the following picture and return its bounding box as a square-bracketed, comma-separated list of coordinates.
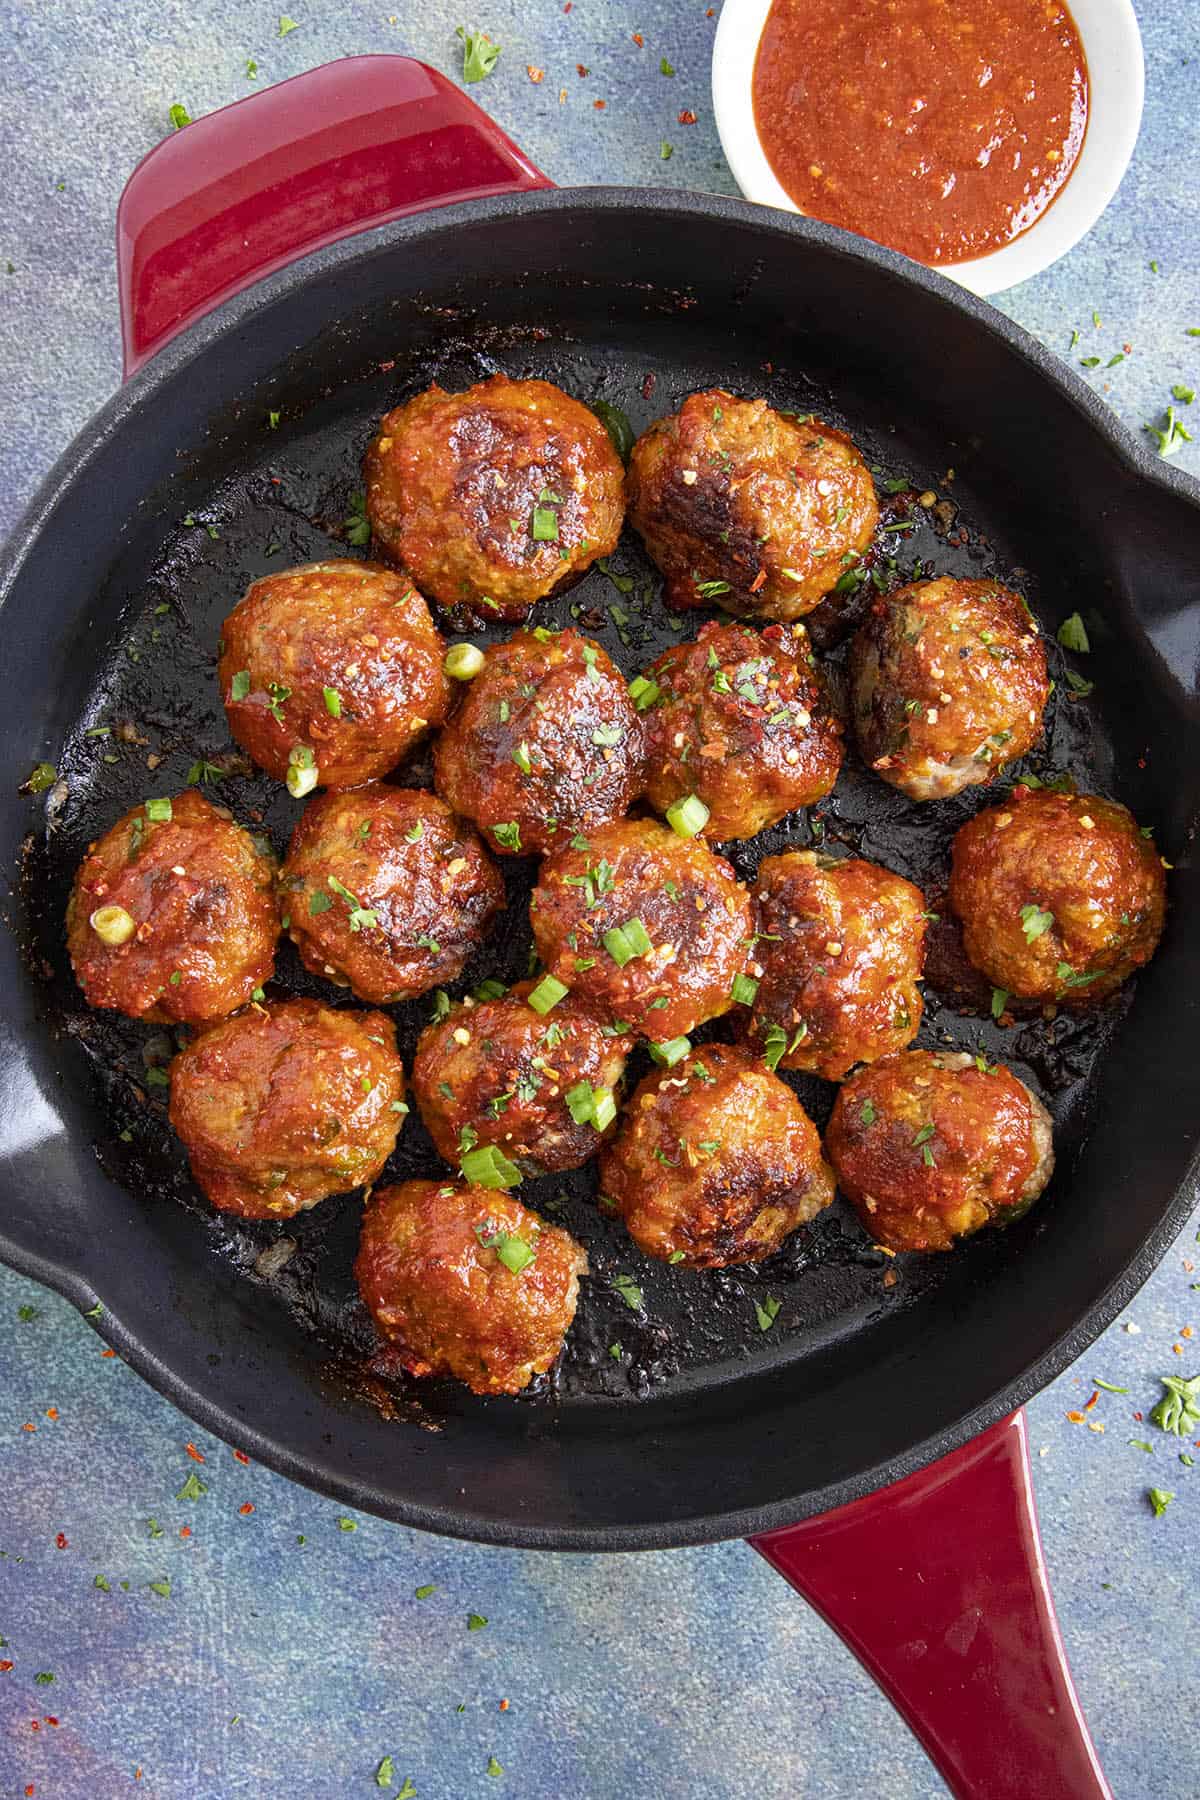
[650, 1036, 691, 1067]
[628, 674, 661, 711]
[460, 1145, 522, 1189]
[666, 793, 710, 838]
[528, 973, 569, 1014]
[731, 973, 758, 1006]
[322, 687, 342, 717]
[144, 797, 173, 823]
[445, 642, 485, 681]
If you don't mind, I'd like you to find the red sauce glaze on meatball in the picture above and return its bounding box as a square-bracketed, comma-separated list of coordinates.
[599, 1043, 834, 1267]
[413, 980, 633, 1176]
[530, 818, 754, 1040]
[640, 619, 842, 840]
[948, 787, 1167, 1004]
[626, 390, 878, 620]
[168, 998, 405, 1220]
[218, 561, 449, 789]
[737, 851, 928, 1080]
[280, 787, 504, 1004]
[65, 791, 279, 1025]
[434, 629, 645, 857]
[363, 376, 625, 622]
[848, 577, 1050, 801]
[826, 1049, 1054, 1252]
[355, 1178, 587, 1395]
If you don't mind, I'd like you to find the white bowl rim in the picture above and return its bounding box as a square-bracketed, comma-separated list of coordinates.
[711, 0, 1145, 296]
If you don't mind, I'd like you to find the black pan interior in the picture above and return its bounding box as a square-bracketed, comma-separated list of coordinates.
[2, 194, 1198, 1548]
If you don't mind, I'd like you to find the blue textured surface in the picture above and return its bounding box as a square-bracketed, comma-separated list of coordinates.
[1, 4, 1199, 1797]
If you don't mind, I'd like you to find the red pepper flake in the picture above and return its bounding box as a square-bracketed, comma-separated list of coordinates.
[233, 1449, 251, 1465]
[1083, 1390, 1099, 1412]
[1182, 1325, 1194, 1338]
[44, 1408, 58, 1421]
[631, 31, 643, 45]
[499, 1697, 510, 1710]
[1133, 1410, 1144, 1421]
[678, 109, 697, 125]
[25, 1786, 34, 1797]
[21, 1422, 35, 1432]
[185, 1442, 206, 1463]
[270, 476, 281, 486]
[179, 1526, 192, 1539]
[641, 372, 657, 400]
[30, 1720, 39, 1731]
[593, 98, 606, 110]
[378, 359, 395, 373]
[1065, 1409, 1085, 1423]
[44, 1717, 58, 1728]
[55, 1532, 68, 1549]
[0, 1660, 13, 1672]
[563, 1, 571, 10]
[100, 1348, 116, 1358]
[576, 63, 589, 77]
[238, 1502, 255, 1515]
[749, 569, 767, 594]
[527, 65, 544, 83]
[1173, 1343, 1183, 1355]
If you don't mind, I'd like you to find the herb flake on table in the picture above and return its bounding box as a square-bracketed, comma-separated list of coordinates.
[1150, 1371, 1200, 1437]
[458, 26, 501, 83]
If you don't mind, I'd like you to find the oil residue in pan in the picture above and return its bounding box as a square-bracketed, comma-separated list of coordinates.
[20, 313, 1128, 1424]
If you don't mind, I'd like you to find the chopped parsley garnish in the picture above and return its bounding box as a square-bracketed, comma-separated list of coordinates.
[230, 669, 251, 702]
[492, 821, 522, 851]
[169, 102, 191, 130]
[344, 491, 371, 546]
[1147, 1487, 1174, 1518]
[591, 400, 634, 462]
[754, 1296, 782, 1332]
[1145, 406, 1193, 459]
[991, 987, 1009, 1019]
[1019, 903, 1054, 943]
[611, 1273, 644, 1311]
[512, 741, 533, 775]
[1056, 613, 1090, 653]
[475, 1222, 536, 1271]
[467, 1611, 489, 1630]
[1150, 1372, 1200, 1438]
[695, 578, 731, 599]
[457, 26, 501, 82]
[860, 1098, 877, 1126]
[279, 13, 301, 35]
[763, 1021, 806, 1072]
[177, 1471, 208, 1501]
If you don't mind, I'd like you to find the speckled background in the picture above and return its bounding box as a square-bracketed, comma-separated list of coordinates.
[1, 4, 1198, 1798]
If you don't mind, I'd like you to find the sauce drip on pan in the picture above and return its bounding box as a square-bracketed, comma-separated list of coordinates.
[752, 0, 1089, 267]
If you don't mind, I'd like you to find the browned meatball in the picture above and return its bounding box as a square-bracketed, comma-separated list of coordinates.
[826, 1049, 1054, 1252]
[65, 791, 278, 1025]
[626, 390, 878, 620]
[639, 619, 842, 840]
[433, 629, 645, 857]
[948, 787, 1167, 1004]
[598, 1043, 834, 1267]
[363, 376, 625, 622]
[280, 787, 504, 1004]
[218, 561, 449, 789]
[849, 578, 1050, 801]
[413, 980, 632, 1176]
[354, 1179, 587, 1395]
[530, 818, 754, 1040]
[737, 852, 928, 1080]
[168, 998, 405, 1220]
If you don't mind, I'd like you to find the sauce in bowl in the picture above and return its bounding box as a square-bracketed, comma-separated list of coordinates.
[752, 0, 1089, 267]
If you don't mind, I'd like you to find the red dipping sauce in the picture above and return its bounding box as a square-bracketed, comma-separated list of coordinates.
[752, 0, 1089, 266]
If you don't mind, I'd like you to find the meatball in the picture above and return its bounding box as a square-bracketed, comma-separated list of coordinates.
[737, 852, 928, 1080]
[65, 791, 278, 1025]
[355, 1179, 587, 1395]
[363, 375, 625, 622]
[433, 629, 645, 857]
[639, 619, 842, 840]
[826, 1049, 1054, 1252]
[626, 390, 878, 620]
[218, 561, 449, 789]
[279, 786, 503, 1004]
[168, 998, 405, 1220]
[948, 787, 1167, 1004]
[599, 1043, 834, 1267]
[848, 578, 1050, 801]
[413, 980, 632, 1176]
[530, 818, 754, 1040]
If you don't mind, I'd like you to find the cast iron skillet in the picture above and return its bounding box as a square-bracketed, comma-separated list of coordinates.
[1, 57, 1197, 1800]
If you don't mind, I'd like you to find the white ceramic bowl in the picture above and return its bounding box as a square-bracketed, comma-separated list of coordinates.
[711, 0, 1144, 295]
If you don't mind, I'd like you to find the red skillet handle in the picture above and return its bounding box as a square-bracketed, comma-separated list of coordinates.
[750, 1411, 1111, 1800]
[116, 54, 553, 378]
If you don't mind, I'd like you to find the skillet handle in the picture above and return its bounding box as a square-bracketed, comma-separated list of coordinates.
[116, 54, 553, 379]
[749, 1411, 1111, 1800]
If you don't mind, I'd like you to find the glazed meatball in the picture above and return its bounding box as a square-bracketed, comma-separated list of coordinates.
[434, 629, 645, 857]
[280, 787, 504, 1004]
[355, 1178, 587, 1395]
[599, 1043, 834, 1267]
[363, 375, 625, 622]
[948, 787, 1167, 1004]
[218, 561, 449, 789]
[66, 791, 278, 1025]
[413, 980, 632, 1176]
[530, 818, 754, 1040]
[639, 620, 842, 840]
[737, 852, 928, 1080]
[168, 998, 405, 1220]
[626, 389, 878, 620]
[826, 1049, 1054, 1252]
[848, 578, 1050, 801]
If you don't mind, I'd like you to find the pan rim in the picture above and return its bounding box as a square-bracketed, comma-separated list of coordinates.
[2, 185, 1198, 1550]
